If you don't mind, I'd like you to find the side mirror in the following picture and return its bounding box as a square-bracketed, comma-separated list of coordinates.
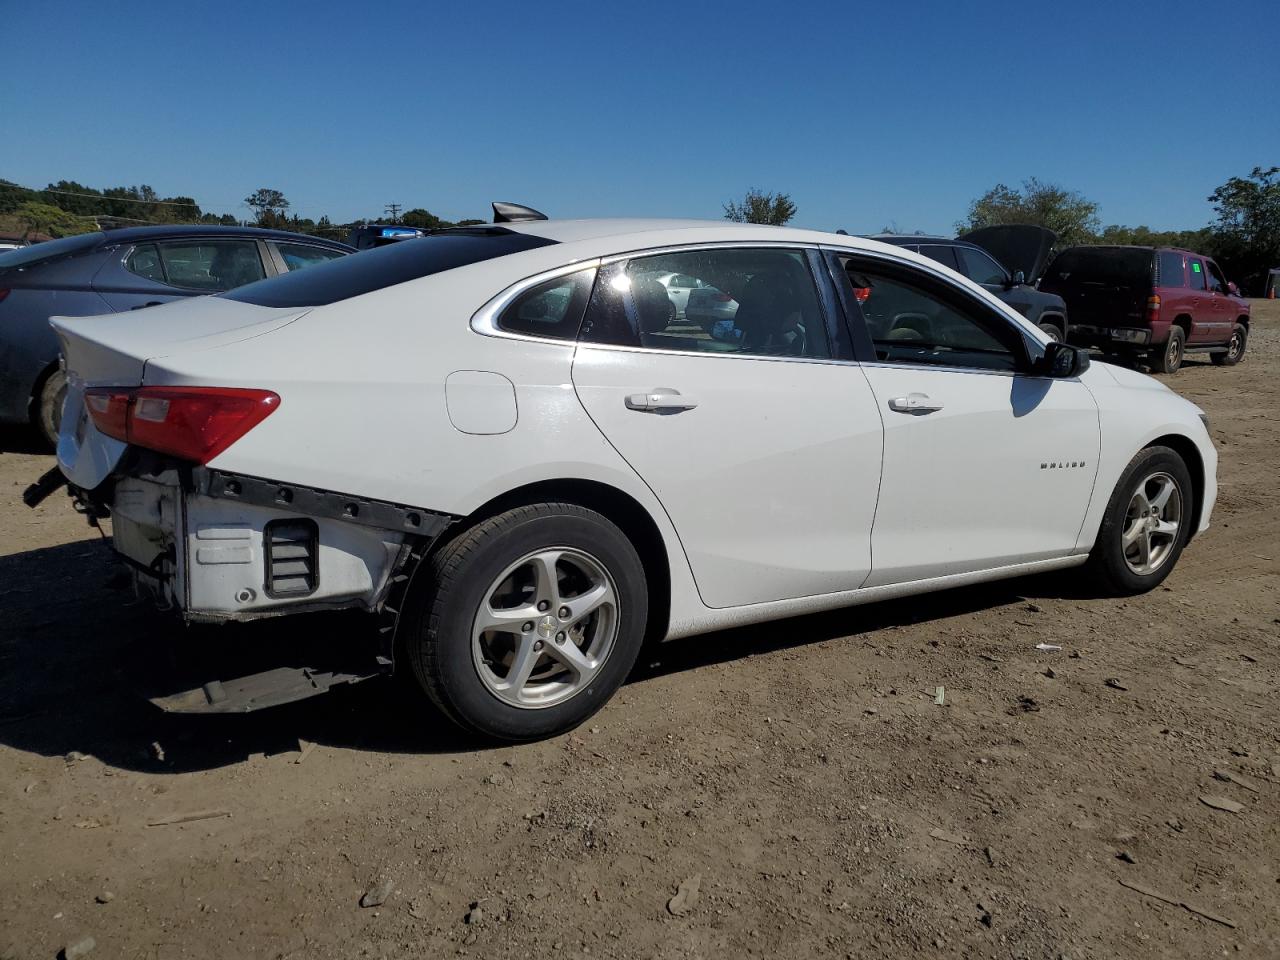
[1227, 281, 1240, 296]
[1011, 270, 1026, 286]
[1036, 340, 1089, 378]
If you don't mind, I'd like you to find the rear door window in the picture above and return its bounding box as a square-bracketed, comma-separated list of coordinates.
[272, 242, 347, 273]
[917, 244, 960, 271]
[580, 247, 830, 359]
[957, 247, 1007, 285]
[157, 239, 266, 292]
[1157, 251, 1186, 287]
[1189, 258, 1207, 291]
[125, 243, 166, 283]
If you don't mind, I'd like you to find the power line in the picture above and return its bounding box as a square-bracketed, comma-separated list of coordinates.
[29, 187, 206, 209]
[385, 202, 402, 223]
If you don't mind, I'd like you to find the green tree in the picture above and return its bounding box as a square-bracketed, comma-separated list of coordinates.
[723, 189, 797, 226]
[958, 177, 1100, 247]
[15, 201, 96, 239]
[1208, 166, 1280, 288]
[401, 208, 449, 230]
[244, 188, 290, 225]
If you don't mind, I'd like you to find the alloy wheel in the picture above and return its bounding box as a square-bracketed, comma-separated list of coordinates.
[471, 547, 619, 709]
[1120, 472, 1182, 576]
[1227, 331, 1243, 361]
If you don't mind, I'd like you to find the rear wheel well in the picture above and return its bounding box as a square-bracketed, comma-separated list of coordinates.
[1172, 314, 1192, 337]
[447, 479, 671, 644]
[1038, 314, 1065, 334]
[1148, 434, 1205, 538]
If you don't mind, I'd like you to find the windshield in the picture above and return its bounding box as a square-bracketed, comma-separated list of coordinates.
[0, 232, 103, 271]
[224, 229, 557, 308]
[1044, 247, 1152, 288]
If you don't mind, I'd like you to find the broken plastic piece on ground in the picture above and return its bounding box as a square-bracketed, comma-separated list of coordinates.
[1034, 643, 1062, 651]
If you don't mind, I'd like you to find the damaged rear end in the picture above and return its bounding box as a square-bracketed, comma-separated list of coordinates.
[42, 298, 452, 711]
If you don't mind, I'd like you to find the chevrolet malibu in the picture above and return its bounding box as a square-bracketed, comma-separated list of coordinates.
[40, 212, 1217, 741]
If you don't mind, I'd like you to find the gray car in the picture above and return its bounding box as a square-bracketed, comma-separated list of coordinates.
[0, 226, 353, 443]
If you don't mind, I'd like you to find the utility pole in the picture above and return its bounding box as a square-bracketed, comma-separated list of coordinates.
[384, 203, 402, 223]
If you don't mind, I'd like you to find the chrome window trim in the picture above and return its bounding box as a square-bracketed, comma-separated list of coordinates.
[470, 259, 601, 343]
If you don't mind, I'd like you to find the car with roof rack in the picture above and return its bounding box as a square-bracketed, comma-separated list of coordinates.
[29, 204, 1216, 741]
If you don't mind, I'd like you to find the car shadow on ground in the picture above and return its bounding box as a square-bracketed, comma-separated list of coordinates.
[0, 537, 1101, 773]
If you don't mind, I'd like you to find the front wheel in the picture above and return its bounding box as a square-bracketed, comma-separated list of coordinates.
[404, 503, 648, 741]
[1084, 446, 1193, 594]
[1038, 323, 1063, 343]
[1210, 324, 1247, 366]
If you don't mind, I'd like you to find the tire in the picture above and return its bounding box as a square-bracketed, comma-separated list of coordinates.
[1038, 323, 1063, 343]
[404, 503, 648, 741]
[1084, 446, 1193, 595]
[1210, 323, 1247, 366]
[1153, 326, 1184, 375]
[35, 367, 67, 448]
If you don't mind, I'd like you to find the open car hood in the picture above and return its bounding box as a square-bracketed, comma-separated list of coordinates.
[959, 225, 1057, 283]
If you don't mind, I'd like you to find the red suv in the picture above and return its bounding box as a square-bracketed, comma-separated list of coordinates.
[1041, 246, 1249, 374]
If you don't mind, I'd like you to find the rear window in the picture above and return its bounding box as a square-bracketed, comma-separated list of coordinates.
[224, 229, 556, 308]
[0, 232, 103, 272]
[1044, 248, 1152, 288]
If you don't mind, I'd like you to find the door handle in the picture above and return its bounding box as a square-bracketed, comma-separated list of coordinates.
[625, 390, 698, 412]
[888, 393, 943, 414]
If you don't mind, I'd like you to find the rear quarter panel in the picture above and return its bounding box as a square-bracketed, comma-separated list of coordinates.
[138, 254, 708, 638]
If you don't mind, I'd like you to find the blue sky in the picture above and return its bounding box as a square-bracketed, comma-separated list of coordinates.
[4, 0, 1276, 233]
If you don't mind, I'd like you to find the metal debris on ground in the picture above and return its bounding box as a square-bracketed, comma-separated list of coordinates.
[1212, 769, 1259, 793]
[1104, 678, 1129, 691]
[934, 686, 945, 705]
[1198, 795, 1245, 814]
[1034, 643, 1062, 652]
[146, 809, 232, 827]
[1116, 878, 1236, 929]
[667, 874, 701, 916]
[360, 876, 394, 908]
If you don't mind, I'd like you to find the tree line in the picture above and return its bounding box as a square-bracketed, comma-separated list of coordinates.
[0, 179, 483, 244]
[727, 169, 1279, 293]
[5, 171, 1277, 292]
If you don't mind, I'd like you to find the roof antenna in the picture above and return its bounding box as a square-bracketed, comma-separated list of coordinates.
[836, 229, 849, 235]
[492, 201, 548, 223]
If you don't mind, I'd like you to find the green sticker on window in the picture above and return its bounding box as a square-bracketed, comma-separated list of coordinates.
[1192, 262, 1202, 273]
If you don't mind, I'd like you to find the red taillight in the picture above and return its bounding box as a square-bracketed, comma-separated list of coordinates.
[1146, 294, 1161, 325]
[84, 386, 279, 464]
[0, 288, 10, 303]
[853, 286, 872, 304]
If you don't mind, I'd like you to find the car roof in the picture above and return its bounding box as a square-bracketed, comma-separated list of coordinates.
[498, 218, 917, 256]
[98, 224, 354, 251]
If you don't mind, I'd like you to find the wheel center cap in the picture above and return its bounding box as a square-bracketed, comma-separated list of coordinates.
[536, 616, 557, 639]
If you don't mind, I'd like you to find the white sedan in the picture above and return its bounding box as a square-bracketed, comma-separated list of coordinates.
[44, 212, 1217, 740]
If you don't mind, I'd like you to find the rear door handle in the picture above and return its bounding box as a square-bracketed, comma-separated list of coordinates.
[888, 393, 943, 414]
[625, 390, 698, 412]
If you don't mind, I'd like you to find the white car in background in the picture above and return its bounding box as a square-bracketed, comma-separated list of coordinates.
[39, 210, 1217, 741]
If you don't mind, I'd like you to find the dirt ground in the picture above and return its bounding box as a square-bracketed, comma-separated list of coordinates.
[2, 304, 1277, 960]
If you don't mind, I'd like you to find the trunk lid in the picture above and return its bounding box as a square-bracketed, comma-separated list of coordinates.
[52, 296, 307, 489]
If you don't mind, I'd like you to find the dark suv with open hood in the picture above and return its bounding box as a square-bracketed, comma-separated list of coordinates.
[872, 225, 1069, 341]
[1040, 246, 1249, 374]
